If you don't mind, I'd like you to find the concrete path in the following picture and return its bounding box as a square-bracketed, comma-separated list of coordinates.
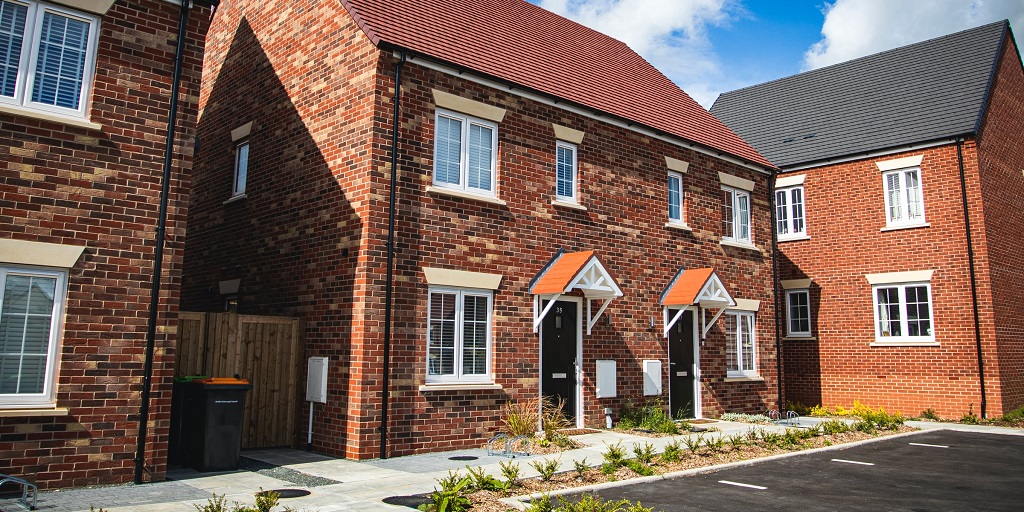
[2, 421, 1020, 512]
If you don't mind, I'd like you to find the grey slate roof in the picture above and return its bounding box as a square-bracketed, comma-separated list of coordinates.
[709, 21, 1010, 168]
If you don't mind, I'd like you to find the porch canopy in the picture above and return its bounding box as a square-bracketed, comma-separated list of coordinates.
[530, 250, 623, 334]
[660, 267, 736, 338]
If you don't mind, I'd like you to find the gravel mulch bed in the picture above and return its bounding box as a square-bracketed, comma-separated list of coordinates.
[464, 426, 916, 512]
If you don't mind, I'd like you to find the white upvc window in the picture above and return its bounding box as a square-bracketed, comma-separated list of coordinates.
[786, 289, 811, 337]
[433, 108, 498, 197]
[722, 186, 751, 243]
[0, 0, 99, 119]
[555, 141, 577, 203]
[426, 287, 492, 383]
[0, 265, 67, 408]
[776, 186, 805, 239]
[872, 282, 933, 343]
[725, 312, 757, 377]
[882, 167, 925, 228]
[232, 140, 249, 196]
[667, 170, 684, 224]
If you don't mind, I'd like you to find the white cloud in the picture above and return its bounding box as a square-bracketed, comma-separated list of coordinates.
[804, 0, 1024, 70]
[536, 0, 740, 107]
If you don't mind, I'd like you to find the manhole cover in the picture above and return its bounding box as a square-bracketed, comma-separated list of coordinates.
[383, 494, 432, 508]
[260, 489, 311, 499]
[448, 455, 478, 461]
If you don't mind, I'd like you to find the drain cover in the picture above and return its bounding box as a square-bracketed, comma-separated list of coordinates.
[383, 494, 432, 508]
[260, 489, 311, 499]
[448, 455, 478, 461]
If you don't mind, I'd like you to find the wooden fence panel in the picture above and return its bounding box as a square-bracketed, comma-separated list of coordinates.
[174, 312, 302, 449]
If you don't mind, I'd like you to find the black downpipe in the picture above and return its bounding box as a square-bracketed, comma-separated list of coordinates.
[769, 169, 783, 411]
[136, 0, 191, 484]
[381, 51, 406, 459]
[957, 138, 987, 418]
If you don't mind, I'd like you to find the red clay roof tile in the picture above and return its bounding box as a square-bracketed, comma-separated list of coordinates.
[342, 0, 773, 168]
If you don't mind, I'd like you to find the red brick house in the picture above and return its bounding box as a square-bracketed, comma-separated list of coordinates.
[0, 0, 213, 488]
[182, 0, 778, 460]
[712, 21, 1024, 419]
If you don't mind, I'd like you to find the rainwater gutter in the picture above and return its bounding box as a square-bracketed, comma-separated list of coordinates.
[136, 0, 219, 484]
[381, 51, 406, 459]
[956, 137, 986, 418]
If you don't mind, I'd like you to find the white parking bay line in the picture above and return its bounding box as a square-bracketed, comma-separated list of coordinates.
[909, 442, 949, 448]
[832, 459, 875, 465]
[719, 480, 767, 490]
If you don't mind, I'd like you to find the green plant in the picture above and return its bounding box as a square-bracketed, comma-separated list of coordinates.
[786, 400, 812, 415]
[503, 398, 541, 437]
[704, 435, 725, 453]
[660, 439, 682, 462]
[90, 508, 107, 512]
[573, 457, 589, 479]
[530, 457, 561, 481]
[601, 441, 627, 467]
[682, 433, 702, 453]
[632, 442, 655, 464]
[550, 432, 578, 449]
[961, 403, 980, 425]
[419, 471, 473, 512]
[616, 399, 678, 434]
[524, 494, 553, 512]
[759, 430, 782, 448]
[853, 420, 876, 434]
[194, 489, 279, 512]
[499, 459, 521, 486]
[195, 495, 229, 512]
[466, 465, 507, 492]
[542, 397, 572, 440]
[720, 412, 773, 424]
[623, 458, 655, 476]
[920, 408, 940, 420]
[726, 433, 746, 451]
[555, 494, 654, 512]
[818, 419, 851, 435]
[808, 404, 832, 416]
[252, 489, 279, 512]
[1000, 406, 1024, 422]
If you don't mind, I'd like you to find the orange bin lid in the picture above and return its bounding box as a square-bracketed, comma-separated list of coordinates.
[196, 377, 250, 385]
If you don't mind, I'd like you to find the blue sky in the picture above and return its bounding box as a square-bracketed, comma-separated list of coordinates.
[530, 0, 1024, 108]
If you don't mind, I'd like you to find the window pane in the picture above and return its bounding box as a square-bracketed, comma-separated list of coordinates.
[427, 292, 456, 376]
[234, 142, 249, 194]
[788, 291, 809, 334]
[737, 193, 750, 241]
[668, 174, 681, 220]
[461, 295, 488, 375]
[876, 287, 901, 337]
[31, 11, 90, 109]
[905, 285, 931, 337]
[790, 188, 804, 233]
[722, 189, 734, 238]
[886, 173, 902, 222]
[741, 315, 755, 372]
[556, 146, 574, 199]
[725, 315, 738, 372]
[0, 0, 28, 98]
[435, 116, 462, 185]
[467, 123, 493, 191]
[904, 170, 922, 221]
[0, 274, 57, 395]
[775, 190, 788, 234]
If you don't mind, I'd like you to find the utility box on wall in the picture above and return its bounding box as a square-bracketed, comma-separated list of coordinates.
[595, 359, 616, 398]
[306, 357, 328, 403]
[642, 359, 662, 396]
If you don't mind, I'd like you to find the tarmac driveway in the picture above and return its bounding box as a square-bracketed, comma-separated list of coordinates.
[573, 430, 1024, 511]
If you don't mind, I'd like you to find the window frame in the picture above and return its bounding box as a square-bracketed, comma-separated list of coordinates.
[432, 108, 498, 197]
[785, 289, 811, 337]
[725, 311, 757, 378]
[882, 166, 926, 228]
[425, 286, 493, 384]
[871, 281, 934, 344]
[232, 139, 249, 197]
[667, 170, 685, 224]
[0, 264, 67, 409]
[554, 140, 578, 203]
[722, 186, 752, 244]
[775, 185, 806, 239]
[0, 0, 100, 120]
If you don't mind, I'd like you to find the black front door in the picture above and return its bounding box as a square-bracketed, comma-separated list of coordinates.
[669, 309, 696, 419]
[541, 300, 577, 423]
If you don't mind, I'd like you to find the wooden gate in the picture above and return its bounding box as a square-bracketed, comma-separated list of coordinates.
[176, 312, 303, 449]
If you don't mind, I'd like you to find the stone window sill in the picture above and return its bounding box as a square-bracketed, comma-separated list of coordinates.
[880, 223, 930, 233]
[665, 221, 692, 232]
[0, 103, 102, 131]
[782, 336, 816, 341]
[552, 199, 587, 211]
[426, 186, 507, 206]
[724, 376, 764, 383]
[778, 234, 810, 242]
[870, 341, 939, 347]
[223, 193, 247, 205]
[720, 239, 759, 251]
[418, 382, 503, 392]
[0, 407, 69, 418]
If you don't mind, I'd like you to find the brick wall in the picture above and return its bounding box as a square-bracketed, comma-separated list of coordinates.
[976, 36, 1024, 415]
[184, 2, 777, 460]
[0, 1, 211, 488]
[778, 141, 999, 418]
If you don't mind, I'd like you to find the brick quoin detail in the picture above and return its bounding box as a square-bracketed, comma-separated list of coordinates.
[184, 1, 777, 461]
[0, 1, 212, 489]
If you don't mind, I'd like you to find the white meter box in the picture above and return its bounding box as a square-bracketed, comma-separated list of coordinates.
[306, 356, 329, 403]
